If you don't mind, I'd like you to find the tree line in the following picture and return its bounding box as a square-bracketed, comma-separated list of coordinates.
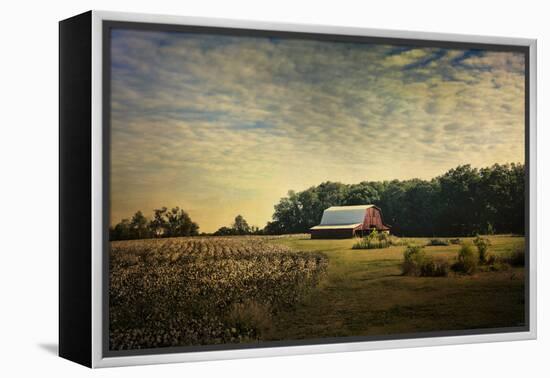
[110, 207, 199, 241]
[212, 215, 264, 236]
[110, 163, 525, 240]
[265, 163, 525, 237]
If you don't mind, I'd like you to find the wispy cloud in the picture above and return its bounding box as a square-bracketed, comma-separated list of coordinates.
[110, 29, 525, 232]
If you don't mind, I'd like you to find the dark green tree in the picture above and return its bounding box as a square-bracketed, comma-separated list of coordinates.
[166, 207, 199, 237]
[149, 207, 169, 237]
[109, 218, 131, 240]
[147, 207, 199, 238]
[213, 226, 236, 236]
[342, 182, 380, 206]
[130, 210, 149, 239]
[437, 165, 481, 235]
[264, 163, 525, 237]
[232, 215, 251, 235]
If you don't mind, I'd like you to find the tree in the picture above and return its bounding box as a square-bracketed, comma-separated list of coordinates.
[214, 215, 257, 236]
[166, 207, 199, 237]
[270, 192, 302, 233]
[436, 165, 481, 235]
[213, 226, 236, 236]
[267, 183, 348, 234]
[264, 220, 285, 235]
[149, 207, 169, 237]
[232, 215, 251, 235]
[108, 162, 526, 240]
[377, 180, 406, 234]
[110, 218, 131, 240]
[109, 206, 200, 240]
[342, 182, 380, 206]
[264, 163, 525, 237]
[148, 207, 199, 238]
[130, 211, 148, 239]
[478, 163, 525, 234]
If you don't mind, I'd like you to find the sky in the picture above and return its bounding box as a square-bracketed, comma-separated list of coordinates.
[110, 29, 525, 232]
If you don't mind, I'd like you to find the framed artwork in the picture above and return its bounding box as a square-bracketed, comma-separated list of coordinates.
[59, 10, 537, 368]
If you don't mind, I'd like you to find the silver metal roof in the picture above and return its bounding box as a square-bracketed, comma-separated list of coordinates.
[310, 223, 362, 230]
[318, 205, 374, 226]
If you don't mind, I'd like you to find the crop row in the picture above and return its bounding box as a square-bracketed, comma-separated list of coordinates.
[109, 237, 327, 350]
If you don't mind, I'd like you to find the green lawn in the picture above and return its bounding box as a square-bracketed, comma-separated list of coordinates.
[267, 235, 526, 340]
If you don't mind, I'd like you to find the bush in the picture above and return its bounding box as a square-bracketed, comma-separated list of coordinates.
[376, 230, 390, 244]
[401, 245, 425, 275]
[352, 229, 390, 250]
[352, 231, 418, 250]
[502, 244, 525, 267]
[402, 245, 449, 277]
[420, 259, 450, 277]
[473, 236, 491, 263]
[402, 245, 426, 276]
[352, 238, 389, 250]
[451, 243, 479, 274]
[486, 262, 510, 272]
[426, 238, 450, 246]
[449, 238, 461, 245]
[485, 253, 498, 265]
[477, 251, 513, 272]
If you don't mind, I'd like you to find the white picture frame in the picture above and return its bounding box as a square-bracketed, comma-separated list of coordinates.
[59, 10, 537, 368]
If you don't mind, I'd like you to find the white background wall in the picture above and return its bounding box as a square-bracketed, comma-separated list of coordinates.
[0, 0, 546, 376]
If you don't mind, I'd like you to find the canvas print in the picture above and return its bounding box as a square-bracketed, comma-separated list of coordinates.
[107, 26, 527, 352]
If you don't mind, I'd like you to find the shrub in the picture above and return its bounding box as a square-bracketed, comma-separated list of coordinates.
[352, 229, 390, 250]
[476, 251, 514, 272]
[486, 262, 510, 272]
[420, 259, 450, 277]
[402, 245, 449, 277]
[485, 253, 498, 266]
[402, 245, 427, 276]
[451, 243, 479, 274]
[449, 238, 461, 245]
[502, 244, 525, 267]
[352, 238, 389, 250]
[426, 238, 450, 246]
[473, 235, 491, 263]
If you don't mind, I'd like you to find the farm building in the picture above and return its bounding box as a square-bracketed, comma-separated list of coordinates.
[310, 205, 390, 239]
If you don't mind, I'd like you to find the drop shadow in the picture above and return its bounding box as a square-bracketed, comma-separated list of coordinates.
[38, 343, 58, 356]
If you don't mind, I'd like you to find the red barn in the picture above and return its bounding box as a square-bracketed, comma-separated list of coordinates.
[310, 205, 390, 239]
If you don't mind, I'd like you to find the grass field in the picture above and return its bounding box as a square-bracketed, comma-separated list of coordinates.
[109, 234, 525, 349]
[268, 235, 525, 340]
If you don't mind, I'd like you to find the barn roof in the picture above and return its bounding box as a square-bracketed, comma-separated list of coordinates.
[310, 223, 362, 230]
[318, 205, 375, 226]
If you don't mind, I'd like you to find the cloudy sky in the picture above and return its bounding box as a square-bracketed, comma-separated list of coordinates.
[110, 29, 525, 232]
